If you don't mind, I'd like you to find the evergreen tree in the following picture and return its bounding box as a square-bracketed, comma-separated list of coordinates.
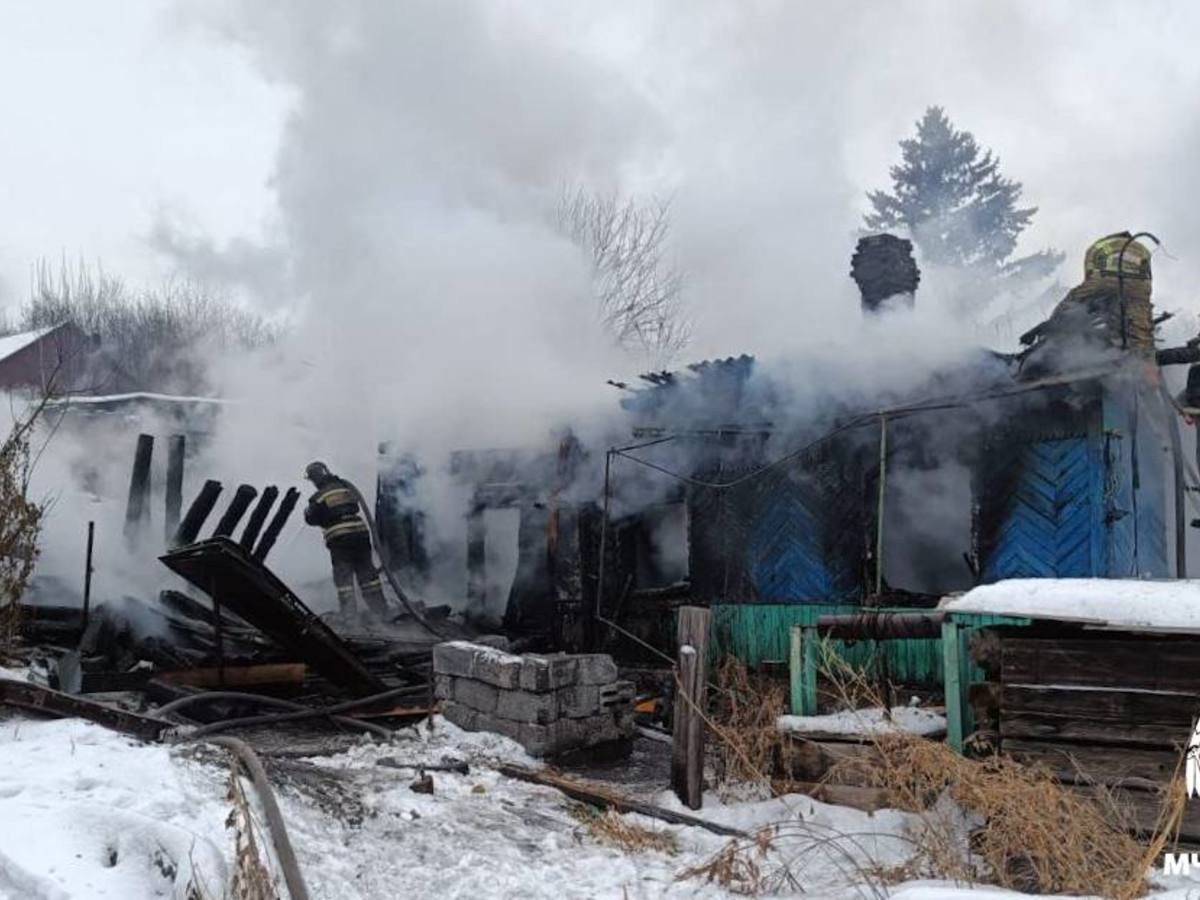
[866, 107, 1062, 289]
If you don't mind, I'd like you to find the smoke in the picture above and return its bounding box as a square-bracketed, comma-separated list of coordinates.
[18, 1, 1200, 610]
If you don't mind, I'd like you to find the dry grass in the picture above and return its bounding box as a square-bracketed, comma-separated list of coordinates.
[0, 403, 46, 662]
[819, 647, 1183, 899]
[682, 642, 1185, 899]
[709, 657, 787, 795]
[570, 806, 679, 855]
[225, 767, 278, 900]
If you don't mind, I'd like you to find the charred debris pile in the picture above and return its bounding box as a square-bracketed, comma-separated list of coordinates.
[9, 432, 465, 742]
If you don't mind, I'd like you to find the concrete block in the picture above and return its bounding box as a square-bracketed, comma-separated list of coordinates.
[432, 641, 479, 679]
[517, 721, 553, 756]
[557, 684, 600, 718]
[599, 680, 635, 710]
[440, 700, 478, 732]
[519, 654, 578, 692]
[454, 678, 499, 714]
[575, 653, 619, 685]
[472, 649, 524, 690]
[473, 710, 522, 741]
[495, 688, 558, 725]
[433, 674, 454, 701]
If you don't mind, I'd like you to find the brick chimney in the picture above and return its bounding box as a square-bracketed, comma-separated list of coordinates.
[850, 234, 920, 314]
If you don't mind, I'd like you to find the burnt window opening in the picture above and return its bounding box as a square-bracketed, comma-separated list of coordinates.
[633, 501, 690, 590]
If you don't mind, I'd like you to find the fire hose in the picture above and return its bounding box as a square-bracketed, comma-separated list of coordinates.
[340, 478, 450, 640]
[206, 736, 311, 900]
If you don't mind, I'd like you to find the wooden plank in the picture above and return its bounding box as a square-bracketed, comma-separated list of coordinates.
[1002, 684, 1200, 725]
[159, 663, 307, 690]
[1069, 784, 1200, 842]
[801, 626, 818, 716]
[778, 736, 882, 784]
[1000, 684, 1199, 747]
[0, 678, 171, 742]
[497, 763, 748, 837]
[1000, 715, 1184, 747]
[1003, 738, 1183, 785]
[1001, 638, 1200, 692]
[773, 780, 891, 812]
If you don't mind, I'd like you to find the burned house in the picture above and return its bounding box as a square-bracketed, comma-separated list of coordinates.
[376, 237, 1184, 679]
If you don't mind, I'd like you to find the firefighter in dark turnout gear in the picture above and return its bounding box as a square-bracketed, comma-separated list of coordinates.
[303, 461, 388, 621]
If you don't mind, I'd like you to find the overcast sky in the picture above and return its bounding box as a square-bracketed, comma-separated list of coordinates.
[3, 1, 1200, 358]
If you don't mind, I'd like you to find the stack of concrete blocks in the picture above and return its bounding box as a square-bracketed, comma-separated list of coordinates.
[432, 641, 635, 757]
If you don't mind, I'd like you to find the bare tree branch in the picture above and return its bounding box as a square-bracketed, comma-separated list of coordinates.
[556, 186, 690, 366]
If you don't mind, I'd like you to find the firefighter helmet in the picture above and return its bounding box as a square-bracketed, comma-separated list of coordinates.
[304, 460, 331, 483]
[1084, 232, 1152, 281]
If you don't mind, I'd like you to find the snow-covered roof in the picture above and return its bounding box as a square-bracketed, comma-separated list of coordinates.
[0, 324, 63, 362]
[44, 391, 229, 407]
[941, 578, 1200, 633]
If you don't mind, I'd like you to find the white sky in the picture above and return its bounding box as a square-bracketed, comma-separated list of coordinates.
[0, 1, 285, 303]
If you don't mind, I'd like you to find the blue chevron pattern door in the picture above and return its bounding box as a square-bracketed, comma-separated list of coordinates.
[978, 436, 1098, 580]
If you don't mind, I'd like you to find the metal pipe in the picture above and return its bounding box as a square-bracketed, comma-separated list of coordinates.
[82, 521, 94, 631]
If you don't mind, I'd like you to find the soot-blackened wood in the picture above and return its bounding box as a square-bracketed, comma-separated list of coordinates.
[174, 480, 223, 547]
[671, 605, 711, 810]
[240, 486, 279, 551]
[252, 487, 300, 562]
[0, 678, 171, 741]
[213, 484, 258, 538]
[1002, 738, 1182, 785]
[1001, 637, 1200, 692]
[123, 434, 154, 542]
[497, 763, 747, 837]
[164, 434, 185, 544]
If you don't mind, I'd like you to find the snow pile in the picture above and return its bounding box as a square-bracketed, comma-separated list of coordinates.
[941, 578, 1200, 631]
[777, 706, 947, 737]
[0, 717, 232, 898]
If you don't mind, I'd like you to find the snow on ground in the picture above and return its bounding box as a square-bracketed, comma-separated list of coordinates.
[777, 706, 946, 738]
[1, 703, 1198, 898]
[941, 578, 1200, 631]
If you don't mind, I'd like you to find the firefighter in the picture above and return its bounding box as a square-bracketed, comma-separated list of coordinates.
[1052, 232, 1155, 353]
[303, 461, 388, 622]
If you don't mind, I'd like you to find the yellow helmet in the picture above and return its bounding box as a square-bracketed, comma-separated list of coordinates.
[1084, 232, 1152, 281]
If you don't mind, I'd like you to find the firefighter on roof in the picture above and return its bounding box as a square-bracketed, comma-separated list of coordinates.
[303, 461, 388, 622]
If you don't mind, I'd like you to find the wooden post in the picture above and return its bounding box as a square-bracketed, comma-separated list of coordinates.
[802, 626, 819, 715]
[941, 619, 964, 753]
[123, 434, 154, 544]
[789, 625, 804, 715]
[173, 479, 223, 547]
[672, 605, 711, 810]
[164, 434, 185, 545]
